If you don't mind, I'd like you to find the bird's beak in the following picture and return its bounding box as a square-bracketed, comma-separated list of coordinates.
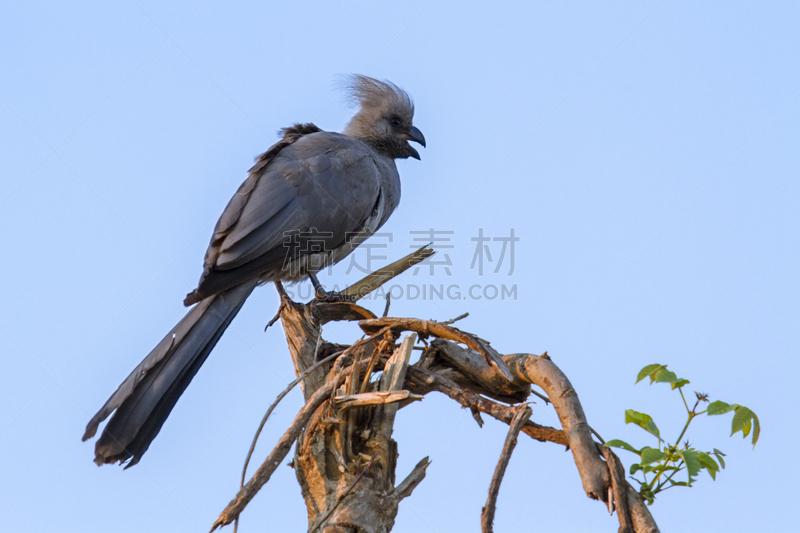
[407, 126, 426, 147]
[403, 126, 426, 160]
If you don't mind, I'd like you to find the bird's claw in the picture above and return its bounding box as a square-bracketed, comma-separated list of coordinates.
[314, 288, 355, 303]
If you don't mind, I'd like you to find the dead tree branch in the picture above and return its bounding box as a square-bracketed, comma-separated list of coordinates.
[210, 248, 660, 532]
[212, 376, 341, 531]
[481, 404, 532, 533]
[504, 352, 611, 501]
[360, 317, 514, 381]
[340, 245, 435, 301]
[404, 364, 567, 445]
[393, 456, 431, 500]
[240, 344, 341, 490]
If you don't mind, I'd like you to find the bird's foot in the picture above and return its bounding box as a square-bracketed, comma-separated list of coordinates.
[265, 281, 290, 330]
[308, 272, 356, 302]
[314, 288, 355, 302]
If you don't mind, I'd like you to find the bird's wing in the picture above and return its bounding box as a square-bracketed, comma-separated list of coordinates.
[200, 123, 321, 276]
[185, 131, 382, 304]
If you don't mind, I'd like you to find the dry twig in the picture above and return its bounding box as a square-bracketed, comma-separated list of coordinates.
[441, 312, 469, 325]
[382, 293, 391, 317]
[240, 337, 335, 489]
[393, 456, 431, 500]
[481, 404, 532, 533]
[404, 365, 567, 445]
[211, 377, 341, 531]
[340, 245, 435, 301]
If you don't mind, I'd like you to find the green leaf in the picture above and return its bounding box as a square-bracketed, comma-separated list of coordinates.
[697, 452, 720, 480]
[636, 364, 665, 384]
[640, 446, 667, 465]
[671, 378, 690, 390]
[604, 439, 641, 455]
[635, 364, 688, 388]
[731, 406, 760, 446]
[707, 401, 737, 416]
[752, 414, 761, 447]
[679, 449, 701, 479]
[696, 452, 718, 471]
[625, 409, 661, 440]
[654, 368, 678, 384]
[630, 463, 642, 475]
[713, 448, 726, 469]
[671, 481, 690, 487]
[731, 407, 751, 437]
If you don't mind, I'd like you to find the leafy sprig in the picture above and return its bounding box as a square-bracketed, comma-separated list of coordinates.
[604, 364, 759, 505]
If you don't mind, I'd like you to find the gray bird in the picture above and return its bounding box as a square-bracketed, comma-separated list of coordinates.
[82, 75, 425, 467]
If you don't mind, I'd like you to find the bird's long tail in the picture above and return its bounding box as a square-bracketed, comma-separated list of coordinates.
[82, 278, 258, 467]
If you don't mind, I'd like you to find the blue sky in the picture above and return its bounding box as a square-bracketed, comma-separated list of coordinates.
[1, 1, 797, 532]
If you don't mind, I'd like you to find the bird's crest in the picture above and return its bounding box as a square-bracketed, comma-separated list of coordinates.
[340, 74, 414, 116]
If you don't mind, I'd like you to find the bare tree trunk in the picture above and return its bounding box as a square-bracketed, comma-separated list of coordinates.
[211, 249, 660, 533]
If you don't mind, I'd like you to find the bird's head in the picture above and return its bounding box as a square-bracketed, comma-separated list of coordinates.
[342, 74, 426, 160]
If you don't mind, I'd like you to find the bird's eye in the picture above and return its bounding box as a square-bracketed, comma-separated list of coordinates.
[390, 116, 401, 127]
